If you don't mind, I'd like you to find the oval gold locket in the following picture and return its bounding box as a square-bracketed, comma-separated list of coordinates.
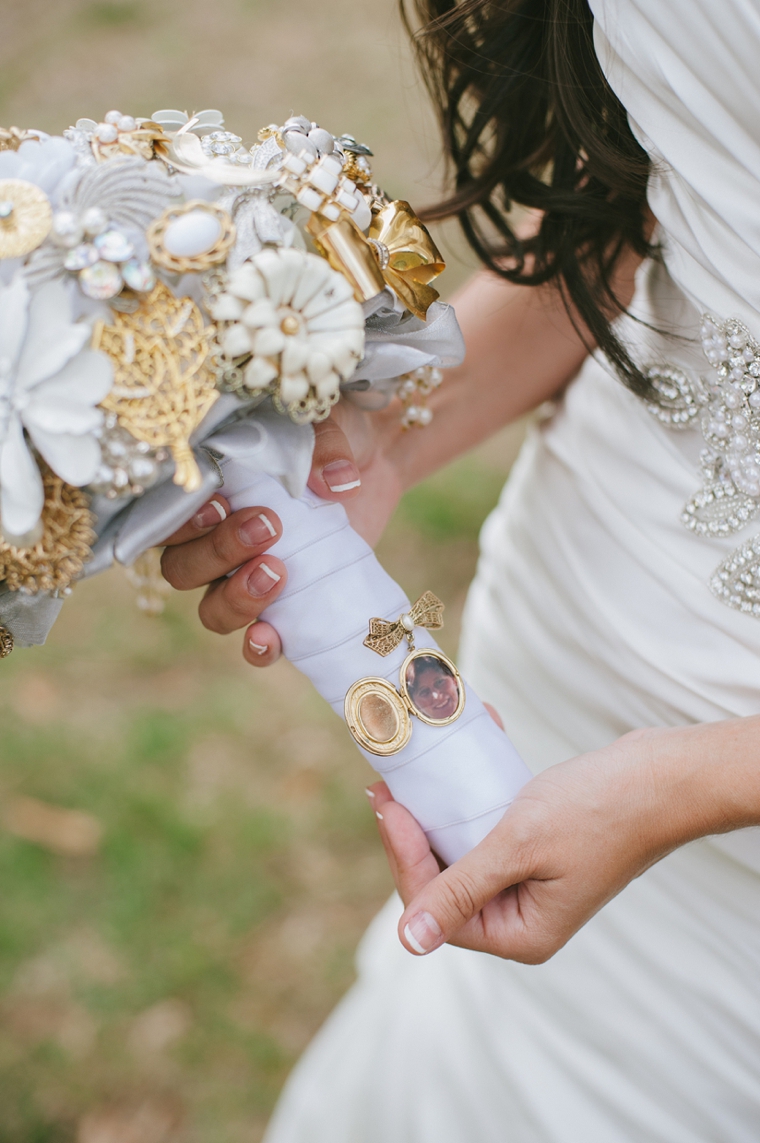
[345, 648, 465, 757]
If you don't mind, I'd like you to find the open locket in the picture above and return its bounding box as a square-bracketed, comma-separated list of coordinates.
[345, 647, 465, 757]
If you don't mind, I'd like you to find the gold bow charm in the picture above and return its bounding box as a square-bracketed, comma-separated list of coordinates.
[368, 201, 445, 321]
[363, 591, 444, 657]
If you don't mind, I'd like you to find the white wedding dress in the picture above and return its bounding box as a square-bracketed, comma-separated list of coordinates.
[263, 2, 760, 1139]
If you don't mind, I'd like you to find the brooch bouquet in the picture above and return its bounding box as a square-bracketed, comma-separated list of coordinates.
[0, 109, 530, 862]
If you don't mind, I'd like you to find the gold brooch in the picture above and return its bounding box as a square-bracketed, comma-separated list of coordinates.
[147, 200, 236, 275]
[346, 592, 464, 757]
[0, 178, 52, 260]
[0, 469, 95, 595]
[0, 625, 14, 658]
[93, 282, 219, 492]
[363, 590, 444, 656]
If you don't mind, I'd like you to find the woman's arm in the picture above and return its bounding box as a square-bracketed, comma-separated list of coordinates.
[371, 716, 760, 962]
[323, 267, 593, 543]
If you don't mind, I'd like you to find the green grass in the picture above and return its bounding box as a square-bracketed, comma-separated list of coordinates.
[0, 440, 519, 1140]
[79, 1, 145, 27]
[398, 456, 508, 543]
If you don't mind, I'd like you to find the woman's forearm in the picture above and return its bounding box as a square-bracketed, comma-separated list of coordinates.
[376, 238, 645, 492]
[389, 271, 589, 490]
[640, 716, 760, 854]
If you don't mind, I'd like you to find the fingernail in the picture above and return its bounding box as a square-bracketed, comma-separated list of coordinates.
[247, 562, 281, 597]
[192, 499, 227, 529]
[375, 811, 384, 821]
[322, 460, 361, 493]
[365, 787, 375, 799]
[239, 513, 277, 547]
[403, 911, 443, 955]
[249, 638, 268, 655]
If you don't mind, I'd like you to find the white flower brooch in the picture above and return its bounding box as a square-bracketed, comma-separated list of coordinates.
[209, 247, 365, 422]
[0, 276, 111, 538]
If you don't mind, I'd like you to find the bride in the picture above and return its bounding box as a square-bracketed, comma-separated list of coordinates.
[161, 0, 760, 1138]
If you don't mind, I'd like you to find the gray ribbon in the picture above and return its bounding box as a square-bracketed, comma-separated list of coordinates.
[343, 295, 465, 409]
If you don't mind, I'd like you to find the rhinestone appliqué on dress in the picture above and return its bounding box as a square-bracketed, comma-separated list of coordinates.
[642, 364, 706, 430]
[710, 537, 760, 615]
[644, 314, 760, 616]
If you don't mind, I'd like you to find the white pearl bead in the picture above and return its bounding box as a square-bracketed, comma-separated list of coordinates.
[81, 207, 108, 236]
[51, 211, 84, 248]
[95, 122, 119, 143]
[104, 110, 122, 125]
[118, 115, 136, 132]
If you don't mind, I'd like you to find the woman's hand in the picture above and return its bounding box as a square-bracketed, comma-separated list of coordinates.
[371, 718, 760, 962]
[160, 399, 400, 663]
[160, 496, 289, 666]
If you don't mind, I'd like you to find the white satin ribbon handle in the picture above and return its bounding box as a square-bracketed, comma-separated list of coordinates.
[223, 460, 532, 865]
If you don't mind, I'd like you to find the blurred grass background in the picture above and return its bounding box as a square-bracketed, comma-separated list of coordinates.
[0, 1, 524, 1139]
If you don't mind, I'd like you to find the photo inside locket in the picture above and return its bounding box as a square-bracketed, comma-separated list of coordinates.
[405, 654, 460, 721]
[359, 691, 400, 743]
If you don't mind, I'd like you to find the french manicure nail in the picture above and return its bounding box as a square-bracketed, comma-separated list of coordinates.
[249, 638, 268, 656]
[323, 460, 361, 493]
[239, 513, 278, 547]
[247, 562, 281, 597]
[192, 499, 227, 529]
[365, 787, 375, 799]
[375, 811, 384, 821]
[403, 911, 443, 955]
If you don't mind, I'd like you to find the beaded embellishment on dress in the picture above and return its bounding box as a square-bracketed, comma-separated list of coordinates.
[643, 315, 760, 616]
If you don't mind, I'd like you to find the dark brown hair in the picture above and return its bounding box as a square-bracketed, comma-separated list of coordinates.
[402, 0, 655, 395]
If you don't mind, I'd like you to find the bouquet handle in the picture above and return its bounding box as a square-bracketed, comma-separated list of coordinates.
[224, 459, 532, 866]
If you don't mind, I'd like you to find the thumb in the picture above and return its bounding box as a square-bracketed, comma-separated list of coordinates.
[398, 834, 509, 956]
[307, 417, 362, 501]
